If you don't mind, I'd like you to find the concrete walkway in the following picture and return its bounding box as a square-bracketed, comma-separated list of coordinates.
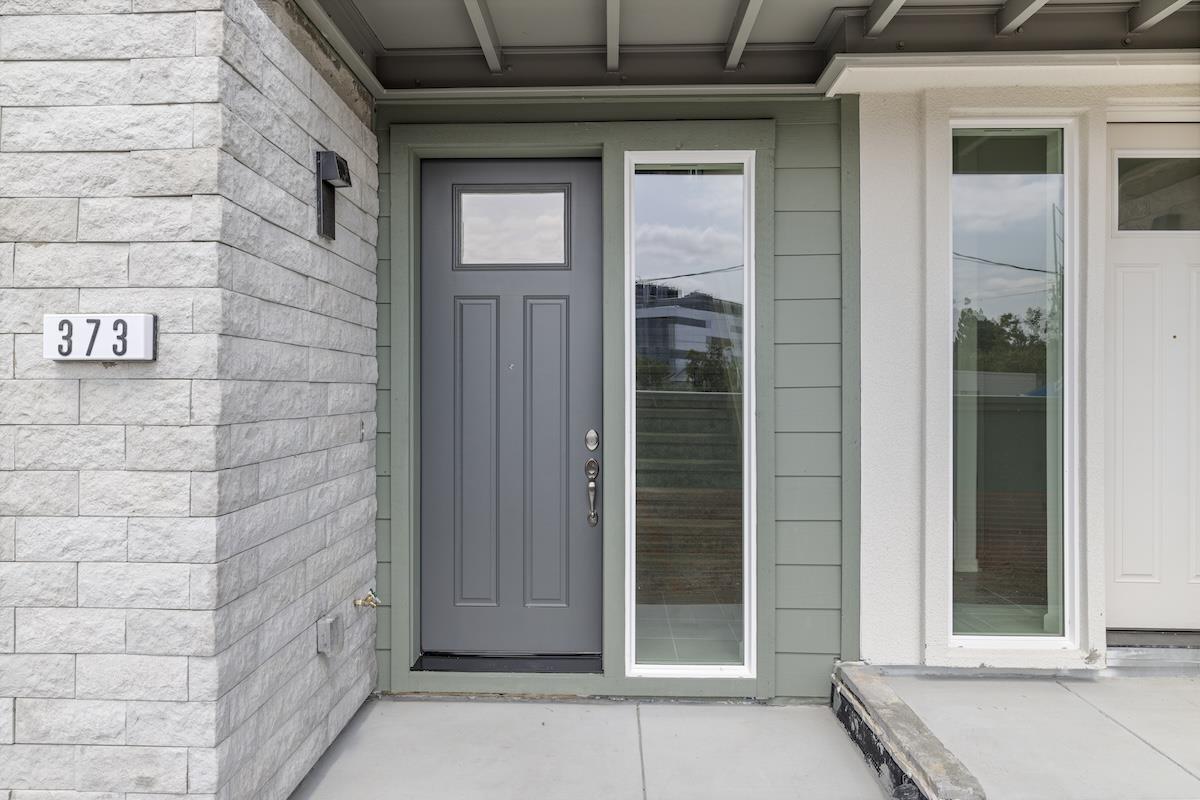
[291, 697, 887, 800]
[887, 674, 1200, 800]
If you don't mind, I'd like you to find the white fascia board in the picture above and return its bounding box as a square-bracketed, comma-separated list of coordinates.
[821, 50, 1200, 96]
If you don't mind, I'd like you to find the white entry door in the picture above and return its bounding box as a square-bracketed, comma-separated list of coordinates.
[1107, 123, 1200, 630]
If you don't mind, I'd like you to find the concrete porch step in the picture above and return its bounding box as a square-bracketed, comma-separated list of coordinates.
[832, 664, 983, 800]
[834, 663, 1200, 800]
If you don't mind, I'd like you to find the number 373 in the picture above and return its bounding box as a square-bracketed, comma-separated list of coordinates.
[57, 317, 129, 357]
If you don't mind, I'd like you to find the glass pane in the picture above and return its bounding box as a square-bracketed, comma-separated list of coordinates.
[951, 129, 1065, 637]
[1118, 157, 1200, 231]
[633, 164, 746, 666]
[459, 188, 566, 265]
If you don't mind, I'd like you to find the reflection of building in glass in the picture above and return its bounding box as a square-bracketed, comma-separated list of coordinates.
[634, 282, 743, 386]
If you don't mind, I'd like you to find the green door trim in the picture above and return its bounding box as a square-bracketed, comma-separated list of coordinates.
[838, 97, 862, 662]
[387, 119, 777, 697]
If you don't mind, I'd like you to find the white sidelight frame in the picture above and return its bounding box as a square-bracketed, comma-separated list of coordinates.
[941, 117, 1082, 653]
[623, 150, 758, 679]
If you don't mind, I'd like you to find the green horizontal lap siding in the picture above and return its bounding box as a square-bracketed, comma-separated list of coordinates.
[777, 522, 841, 565]
[776, 255, 841, 299]
[776, 300, 840, 343]
[776, 433, 840, 476]
[775, 344, 840, 388]
[776, 388, 840, 432]
[773, 120, 844, 696]
[372, 107, 849, 697]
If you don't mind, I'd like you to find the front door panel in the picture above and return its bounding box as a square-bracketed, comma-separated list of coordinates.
[421, 159, 603, 655]
[1107, 123, 1200, 630]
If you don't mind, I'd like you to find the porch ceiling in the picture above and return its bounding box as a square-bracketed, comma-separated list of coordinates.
[311, 0, 1200, 94]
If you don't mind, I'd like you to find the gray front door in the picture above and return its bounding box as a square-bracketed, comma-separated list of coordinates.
[420, 158, 603, 656]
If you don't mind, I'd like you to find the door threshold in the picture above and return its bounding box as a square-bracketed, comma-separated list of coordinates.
[1107, 629, 1200, 649]
[413, 653, 603, 674]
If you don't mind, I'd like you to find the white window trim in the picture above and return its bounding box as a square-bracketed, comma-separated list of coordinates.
[1110, 147, 1200, 238]
[931, 117, 1083, 656]
[623, 150, 757, 680]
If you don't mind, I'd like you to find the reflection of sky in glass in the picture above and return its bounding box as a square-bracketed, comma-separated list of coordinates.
[460, 191, 565, 264]
[953, 173, 1063, 320]
[632, 168, 748, 666]
[951, 133, 1065, 636]
[634, 172, 744, 303]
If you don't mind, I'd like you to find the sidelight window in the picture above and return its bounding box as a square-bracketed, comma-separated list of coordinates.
[625, 152, 755, 676]
[951, 127, 1069, 638]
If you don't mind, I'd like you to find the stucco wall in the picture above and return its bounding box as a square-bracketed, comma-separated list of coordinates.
[0, 0, 379, 796]
[858, 92, 926, 666]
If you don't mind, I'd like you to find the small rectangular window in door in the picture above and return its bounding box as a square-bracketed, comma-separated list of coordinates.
[1117, 157, 1200, 231]
[454, 184, 569, 268]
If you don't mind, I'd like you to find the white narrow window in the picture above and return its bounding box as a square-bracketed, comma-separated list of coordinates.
[950, 127, 1071, 639]
[625, 152, 756, 677]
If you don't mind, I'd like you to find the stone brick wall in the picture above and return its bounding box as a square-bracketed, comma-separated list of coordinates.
[0, 0, 378, 797]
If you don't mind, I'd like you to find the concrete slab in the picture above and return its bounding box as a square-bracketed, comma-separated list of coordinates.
[887, 676, 1200, 800]
[291, 698, 644, 800]
[291, 698, 887, 800]
[638, 704, 887, 800]
[1064, 676, 1200, 780]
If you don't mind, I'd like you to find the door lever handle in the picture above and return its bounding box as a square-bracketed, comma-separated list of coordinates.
[585, 458, 600, 527]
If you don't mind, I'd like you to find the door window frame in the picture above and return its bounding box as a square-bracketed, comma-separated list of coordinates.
[1110, 148, 1200, 238]
[623, 150, 758, 679]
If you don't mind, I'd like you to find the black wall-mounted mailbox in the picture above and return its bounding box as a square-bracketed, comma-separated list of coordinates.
[315, 150, 352, 239]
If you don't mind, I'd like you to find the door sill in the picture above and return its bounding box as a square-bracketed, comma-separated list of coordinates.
[413, 653, 603, 674]
[1107, 629, 1200, 649]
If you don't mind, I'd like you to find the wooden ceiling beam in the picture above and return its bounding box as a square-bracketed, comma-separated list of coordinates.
[996, 0, 1051, 34]
[1129, 0, 1191, 31]
[463, 0, 503, 73]
[864, 0, 907, 36]
[607, 0, 620, 71]
[724, 0, 764, 71]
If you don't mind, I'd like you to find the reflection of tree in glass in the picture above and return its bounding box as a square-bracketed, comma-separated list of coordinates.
[955, 264, 1062, 387]
[685, 340, 741, 393]
[636, 356, 670, 389]
[955, 305, 1048, 382]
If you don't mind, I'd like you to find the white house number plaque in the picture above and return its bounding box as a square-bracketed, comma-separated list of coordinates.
[43, 314, 157, 361]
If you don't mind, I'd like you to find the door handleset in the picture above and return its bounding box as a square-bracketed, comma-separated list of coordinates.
[585, 457, 600, 527]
